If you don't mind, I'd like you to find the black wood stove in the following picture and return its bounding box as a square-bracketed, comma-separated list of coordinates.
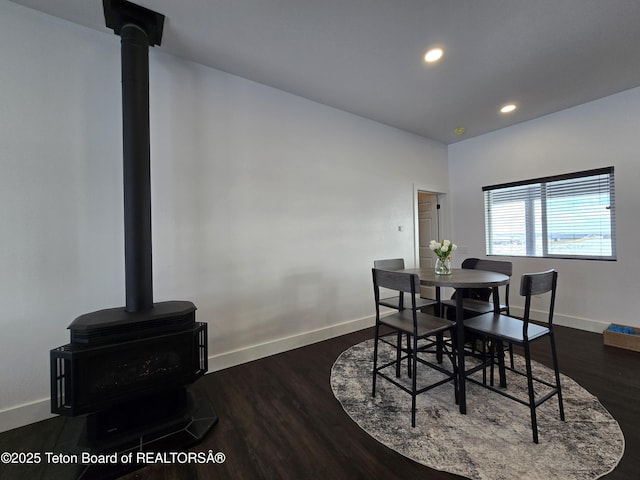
[49, 1, 217, 477]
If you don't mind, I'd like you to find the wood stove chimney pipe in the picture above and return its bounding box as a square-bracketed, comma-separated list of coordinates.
[103, 0, 165, 312]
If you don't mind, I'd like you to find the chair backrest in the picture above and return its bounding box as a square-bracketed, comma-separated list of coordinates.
[373, 258, 405, 270]
[372, 268, 420, 311]
[462, 258, 512, 277]
[461, 258, 512, 308]
[372, 268, 419, 294]
[372, 269, 423, 330]
[520, 269, 558, 328]
[373, 259, 415, 310]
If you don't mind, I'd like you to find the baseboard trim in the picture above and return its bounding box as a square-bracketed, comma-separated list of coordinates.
[0, 399, 56, 434]
[207, 314, 376, 372]
[0, 314, 376, 433]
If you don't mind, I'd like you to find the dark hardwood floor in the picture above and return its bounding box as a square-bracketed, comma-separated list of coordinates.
[1, 325, 638, 480]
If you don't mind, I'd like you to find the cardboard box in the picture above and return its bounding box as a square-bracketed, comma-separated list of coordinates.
[603, 324, 640, 353]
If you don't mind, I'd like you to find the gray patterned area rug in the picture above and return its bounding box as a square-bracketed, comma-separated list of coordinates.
[330, 339, 625, 480]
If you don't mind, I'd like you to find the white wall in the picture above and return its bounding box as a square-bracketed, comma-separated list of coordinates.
[448, 87, 640, 332]
[0, 1, 448, 431]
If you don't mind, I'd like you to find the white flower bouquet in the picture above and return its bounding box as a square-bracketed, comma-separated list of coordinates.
[429, 239, 457, 260]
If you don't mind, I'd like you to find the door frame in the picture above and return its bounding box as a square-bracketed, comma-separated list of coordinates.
[412, 184, 450, 267]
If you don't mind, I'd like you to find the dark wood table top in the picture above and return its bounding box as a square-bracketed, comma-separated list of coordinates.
[401, 267, 510, 288]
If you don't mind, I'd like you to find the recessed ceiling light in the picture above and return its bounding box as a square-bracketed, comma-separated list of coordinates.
[500, 104, 517, 113]
[424, 48, 444, 63]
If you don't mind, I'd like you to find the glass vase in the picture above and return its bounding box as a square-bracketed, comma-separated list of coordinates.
[435, 257, 452, 275]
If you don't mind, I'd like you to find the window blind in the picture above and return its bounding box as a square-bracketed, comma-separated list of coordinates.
[483, 167, 616, 260]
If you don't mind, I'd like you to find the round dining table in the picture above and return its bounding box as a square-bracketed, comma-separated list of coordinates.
[402, 267, 510, 414]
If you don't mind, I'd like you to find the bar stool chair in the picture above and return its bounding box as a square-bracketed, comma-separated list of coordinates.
[464, 269, 564, 443]
[371, 268, 458, 427]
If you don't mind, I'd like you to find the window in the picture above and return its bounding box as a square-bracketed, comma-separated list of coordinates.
[483, 167, 616, 260]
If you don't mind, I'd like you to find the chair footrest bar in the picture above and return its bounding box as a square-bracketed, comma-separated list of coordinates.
[375, 371, 455, 398]
[534, 388, 560, 408]
[466, 376, 532, 407]
[466, 374, 561, 409]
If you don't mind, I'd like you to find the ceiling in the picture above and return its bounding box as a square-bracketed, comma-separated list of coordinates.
[10, 0, 640, 144]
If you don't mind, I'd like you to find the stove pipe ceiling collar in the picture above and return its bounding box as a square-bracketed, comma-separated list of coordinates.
[103, 0, 164, 46]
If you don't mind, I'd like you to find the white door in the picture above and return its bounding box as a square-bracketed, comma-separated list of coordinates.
[418, 191, 438, 299]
